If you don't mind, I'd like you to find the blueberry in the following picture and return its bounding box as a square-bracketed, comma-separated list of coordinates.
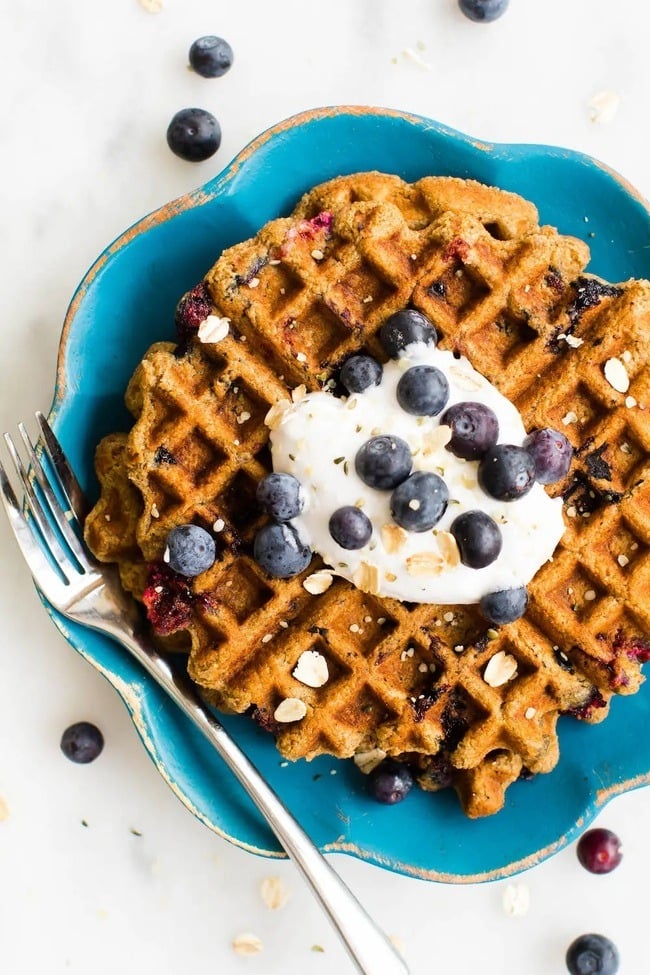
[165, 525, 216, 577]
[253, 522, 312, 578]
[576, 828, 623, 875]
[256, 472, 303, 522]
[164, 526, 213, 576]
[355, 435, 412, 490]
[478, 444, 536, 501]
[329, 506, 372, 549]
[480, 586, 528, 625]
[397, 365, 449, 417]
[340, 355, 383, 393]
[367, 759, 414, 805]
[441, 401, 499, 460]
[189, 35, 234, 78]
[458, 0, 509, 23]
[524, 427, 573, 484]
[450, 510, 502, 568]
[566, 934, 619, 975]
[390, 472, 449, 532]
[379, 309, 438, 358]
[60, 722, 104, 764]
[166, 108, 221, 162]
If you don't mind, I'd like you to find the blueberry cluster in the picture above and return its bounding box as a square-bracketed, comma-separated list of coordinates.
[250, 307, 574, 628]
[254, 473, 312, 577]
[339, 309, 572, 625]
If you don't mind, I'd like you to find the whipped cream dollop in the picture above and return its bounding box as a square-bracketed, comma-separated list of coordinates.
[269, 343, 564, 604]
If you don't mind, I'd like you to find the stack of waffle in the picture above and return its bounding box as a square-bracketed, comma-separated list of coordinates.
[84, 173, 650, 817]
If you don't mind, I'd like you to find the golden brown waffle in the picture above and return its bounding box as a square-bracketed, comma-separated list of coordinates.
[85, 173, 650, 818]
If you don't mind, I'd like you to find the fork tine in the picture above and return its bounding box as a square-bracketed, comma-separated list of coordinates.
[0, 459, 68, 605]
[3, 432, 76, 579]
[18, 423, 93, 571]
[36, 411, 88, 525]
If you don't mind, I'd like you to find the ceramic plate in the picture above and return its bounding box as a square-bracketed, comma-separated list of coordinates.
[48, 107, 650, 883]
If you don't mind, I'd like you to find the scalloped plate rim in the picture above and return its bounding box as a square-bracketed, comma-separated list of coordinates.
[44, 105, 650, 884]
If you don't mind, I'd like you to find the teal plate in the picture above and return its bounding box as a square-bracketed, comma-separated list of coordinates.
[49, 106, 650, 883]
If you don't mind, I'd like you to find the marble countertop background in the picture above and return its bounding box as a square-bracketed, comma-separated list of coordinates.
[1, 1, 649, 973]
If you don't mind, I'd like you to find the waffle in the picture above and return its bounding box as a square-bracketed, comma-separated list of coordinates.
[85, 173, 650, 818]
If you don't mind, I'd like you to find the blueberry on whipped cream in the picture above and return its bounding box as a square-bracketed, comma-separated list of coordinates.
[256, 308, 572, 622]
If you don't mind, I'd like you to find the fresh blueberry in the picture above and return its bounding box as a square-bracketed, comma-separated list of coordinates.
[256, 472, 303, 522]
[390, 472, 449, 532]
[576, 829, 623, 875]
[340, 355, 383, 393]
[450, 510, 502, 568]
[379, 309, 438, 358]
[441, 401, 499, 460]
[458, 0, 509, 23]
[165, 525, 216, 577]
[166, 108, 221, 162]
[397, 365, 450, 417]
[329, 506, 372, 549]
[367, 759, 414, 805]
[60, 722, 104, 764]
[524, 427, 573, 484]
[478, 444, 536, 501]
[566, 934, 619, 975]
[480, 586, 528, 625]
[355, 435, 412, 490]
[253, 522, 312, 578]
[189, 35, 234, 78]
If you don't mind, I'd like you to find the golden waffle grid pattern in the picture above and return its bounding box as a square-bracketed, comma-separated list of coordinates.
[86, 173, 650, 817]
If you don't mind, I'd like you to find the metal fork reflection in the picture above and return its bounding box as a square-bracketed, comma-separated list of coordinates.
[0, 412, 408, 975]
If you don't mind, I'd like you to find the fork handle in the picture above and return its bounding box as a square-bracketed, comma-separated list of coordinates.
[107, 623, 408, 975]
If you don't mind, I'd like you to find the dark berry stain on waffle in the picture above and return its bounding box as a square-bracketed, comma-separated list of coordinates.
[584, 443, 612, 481]
[143, 562, 207, 635]
[154, 446, 177, 465]
[174, 281, 213, 342]
[563, 687, 607, 720]
[566, 276, 623, 325]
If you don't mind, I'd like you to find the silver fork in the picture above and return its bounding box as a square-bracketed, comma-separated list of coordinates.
[0, 412, 408, 975]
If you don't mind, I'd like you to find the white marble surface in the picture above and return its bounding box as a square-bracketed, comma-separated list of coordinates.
[1, 2, 649, 973]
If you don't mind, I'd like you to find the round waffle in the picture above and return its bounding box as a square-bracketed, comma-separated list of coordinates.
[85, 173, 650, 817]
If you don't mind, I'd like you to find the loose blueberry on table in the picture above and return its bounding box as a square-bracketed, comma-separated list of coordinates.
[565, 933, 619, 975]
[576, 828, 623, 874]
[166, 107, 222, 162]
[367, 758, 414, 805]
[188, 35, 234, 78]
[60, 722, 104, 764]
[458, 0, 509, 23]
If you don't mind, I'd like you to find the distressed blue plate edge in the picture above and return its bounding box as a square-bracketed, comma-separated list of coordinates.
[44, 105, 650, 884]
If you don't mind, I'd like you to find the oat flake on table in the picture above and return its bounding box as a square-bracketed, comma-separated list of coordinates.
[232, 932, 263, 956]
[260, 875, 291, 910]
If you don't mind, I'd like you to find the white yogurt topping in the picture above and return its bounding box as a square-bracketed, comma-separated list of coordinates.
[269, 343, 565, 604]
